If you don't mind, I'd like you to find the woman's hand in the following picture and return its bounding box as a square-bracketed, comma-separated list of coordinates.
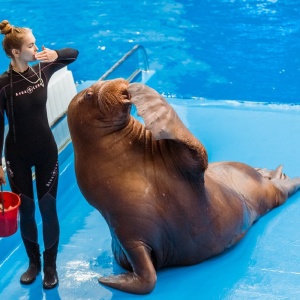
[0, 167, 6, 185]
[35, 45, 58, 62]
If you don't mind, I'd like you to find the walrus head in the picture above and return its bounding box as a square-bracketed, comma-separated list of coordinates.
[67, 78, 132, 139]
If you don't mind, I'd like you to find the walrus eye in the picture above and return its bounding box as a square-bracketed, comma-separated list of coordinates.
[84, 89, 94, 100]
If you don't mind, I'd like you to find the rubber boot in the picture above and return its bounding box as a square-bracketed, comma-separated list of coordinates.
[20, 239, 41, 284]
[43, 242, 59, 289]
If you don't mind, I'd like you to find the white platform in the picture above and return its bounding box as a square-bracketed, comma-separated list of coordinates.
[46, 66, 77, 126]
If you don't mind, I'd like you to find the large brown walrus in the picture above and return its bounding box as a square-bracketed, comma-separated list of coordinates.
[67, 78, 300, 295]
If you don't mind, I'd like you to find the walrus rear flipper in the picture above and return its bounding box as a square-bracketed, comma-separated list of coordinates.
[255, 165, 300, 200]
[255, 165, 289, 180]
[98, 245, 157, 294]
[271, 177, 300, 200]
[255, 165, 300, 205]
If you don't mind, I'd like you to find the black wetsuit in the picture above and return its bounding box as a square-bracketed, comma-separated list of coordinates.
[0, 48, 78, 251]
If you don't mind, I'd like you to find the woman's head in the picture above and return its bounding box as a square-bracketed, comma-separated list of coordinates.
[0, 20, 37, 61]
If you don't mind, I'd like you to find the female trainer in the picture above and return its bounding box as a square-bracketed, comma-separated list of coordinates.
[0, 19, 79, 289]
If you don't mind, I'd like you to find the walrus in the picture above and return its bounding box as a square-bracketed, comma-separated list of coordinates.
[67, 78, 300, 295]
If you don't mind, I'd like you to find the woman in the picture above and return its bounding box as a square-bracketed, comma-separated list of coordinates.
[0, 20, 79, 289]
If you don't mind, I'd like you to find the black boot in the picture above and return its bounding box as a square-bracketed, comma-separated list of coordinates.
[43, 243, 59, 289]
[20, 239, 41, 284]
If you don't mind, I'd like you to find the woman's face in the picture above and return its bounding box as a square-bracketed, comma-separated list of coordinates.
[18, 31, 38, 62]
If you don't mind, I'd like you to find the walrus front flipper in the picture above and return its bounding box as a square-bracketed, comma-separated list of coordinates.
[98, 245, 157, 294]
[128, 83, 208, 170]
[128, 83, 187, 140]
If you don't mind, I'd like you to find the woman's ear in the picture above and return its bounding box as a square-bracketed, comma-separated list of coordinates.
[11, 49, 20, 58]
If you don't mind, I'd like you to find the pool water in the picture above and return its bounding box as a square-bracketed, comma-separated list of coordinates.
[0, 0, 299, 103]
[1, 0, 300, 299]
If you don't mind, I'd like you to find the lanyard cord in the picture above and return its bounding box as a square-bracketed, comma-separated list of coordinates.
[9, 65, 17, 143]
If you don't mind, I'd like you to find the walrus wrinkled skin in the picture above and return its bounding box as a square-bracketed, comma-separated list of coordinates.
[67, 78, 300, 295]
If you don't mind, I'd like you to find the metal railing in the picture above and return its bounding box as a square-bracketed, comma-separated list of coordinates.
[99, 44, 149, 82]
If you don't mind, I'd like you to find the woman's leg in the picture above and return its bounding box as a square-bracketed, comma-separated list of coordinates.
[5, 159, 41, 284]
[35, 157, 59, 289]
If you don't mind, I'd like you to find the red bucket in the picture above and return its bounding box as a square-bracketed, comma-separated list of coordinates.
[0, 191, 21, 237]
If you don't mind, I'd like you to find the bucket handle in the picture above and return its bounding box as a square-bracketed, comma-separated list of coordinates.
[1, 184, 4, 216]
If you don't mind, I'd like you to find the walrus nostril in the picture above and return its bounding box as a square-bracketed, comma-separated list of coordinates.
[122, 89, 131, 100]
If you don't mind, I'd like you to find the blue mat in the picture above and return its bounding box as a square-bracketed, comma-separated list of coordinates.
[0, 99, 300, 300]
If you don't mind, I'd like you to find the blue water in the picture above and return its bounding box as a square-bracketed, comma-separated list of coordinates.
[1, 1, 300, 299]
[1, 0, 300, 103]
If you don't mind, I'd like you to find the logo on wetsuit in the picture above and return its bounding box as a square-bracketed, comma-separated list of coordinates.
[46, 161, 58, 187]
[15, 82, 43, 96]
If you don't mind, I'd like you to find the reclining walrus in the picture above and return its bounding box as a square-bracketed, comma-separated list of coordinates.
[67, 78, 300, 295]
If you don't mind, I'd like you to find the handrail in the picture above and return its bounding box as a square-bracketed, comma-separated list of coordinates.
[99, 44, 149, 81]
